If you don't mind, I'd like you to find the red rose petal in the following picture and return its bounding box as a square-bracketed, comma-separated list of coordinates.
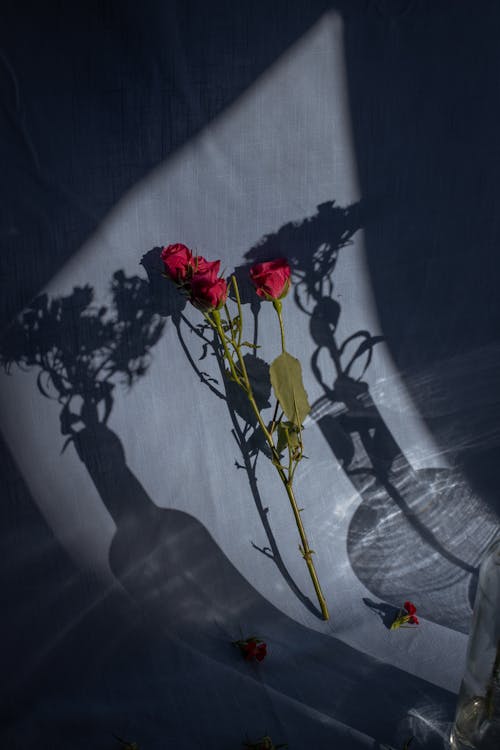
[189, 273, 227, 311]
[161, 243, 194, 282]
[404, 601, 417, 616]
[249, 258, 291, 300]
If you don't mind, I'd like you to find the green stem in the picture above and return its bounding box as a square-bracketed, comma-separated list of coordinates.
[269, 400, 280, 435]
[210, 284, 329, 621]
[223, 303, 233, 332]
[289, 453, 300, 485]
[231, 276, 244, 346]
[205, 311, 241, 386]
[273, 299, 286, 353]
[210, 307, 273, 446]
[281, 478, 329, 621]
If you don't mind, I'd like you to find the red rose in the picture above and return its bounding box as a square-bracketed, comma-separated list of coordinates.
[161, 243, 194, 283]
[249, 259, 291, 300]
[189, 273, 227, 312]
[233, 636, 267, 662]
[194, 256, 220, 279]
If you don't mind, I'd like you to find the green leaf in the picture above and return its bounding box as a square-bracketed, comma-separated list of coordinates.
[276, 421, 300, 453]
[270, 352, 310, 427]
[276, 423, 288, 453]
[284, 421, 300, 449]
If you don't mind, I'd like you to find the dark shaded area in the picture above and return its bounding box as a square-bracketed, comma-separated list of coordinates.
[343, 1, 500, 509]
[0, 0, 332, 329]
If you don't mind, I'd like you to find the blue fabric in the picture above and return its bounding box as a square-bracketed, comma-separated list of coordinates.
[1, 2, 499, 748]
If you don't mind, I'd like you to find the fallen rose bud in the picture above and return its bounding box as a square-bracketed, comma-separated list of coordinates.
[391, 601, 419, 630]
[404, 600, 419, 624]
[233, 636, 267, 662]
[249, 258, 291, 300]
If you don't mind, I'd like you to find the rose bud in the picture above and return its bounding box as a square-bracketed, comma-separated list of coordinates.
[194, 256, 221, 280]
[161, 243, 194, 284]
[249, 258, 291, 300]
[189, 272, 228, 312]
[403, 601, 419, 624]
[391, 600, 419, 629]
[233, 636, 267, 662]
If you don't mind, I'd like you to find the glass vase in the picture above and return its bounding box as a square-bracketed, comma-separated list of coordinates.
[450, 537, 500, 750]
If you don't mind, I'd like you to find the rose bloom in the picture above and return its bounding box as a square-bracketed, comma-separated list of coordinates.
[189, 272, 227, 312]
[194, 256, 220, 279]
[161, 243, 194, 283]
[249, 258, 291, 300]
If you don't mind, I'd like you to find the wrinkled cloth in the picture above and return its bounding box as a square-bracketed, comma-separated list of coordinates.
[1, 2, 500, 749]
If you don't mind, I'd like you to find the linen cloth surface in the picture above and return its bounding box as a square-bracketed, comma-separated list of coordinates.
[1, 2, 499, 749]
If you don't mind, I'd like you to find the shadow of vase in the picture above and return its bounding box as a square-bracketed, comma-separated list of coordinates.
[72, 421, 262, 647]
[346, 458, 499, 633]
